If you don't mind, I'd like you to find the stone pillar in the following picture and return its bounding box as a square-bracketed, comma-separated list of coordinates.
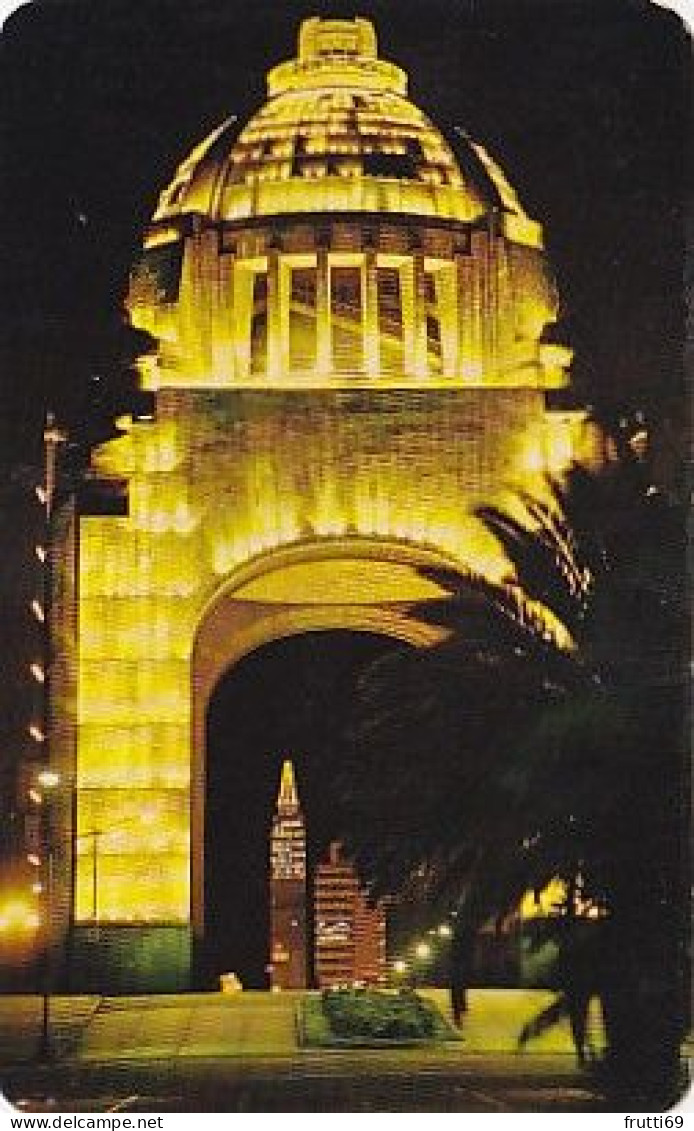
[316, 245, 331, 375]
[279, 258, 291, 379]
[400, 260, 416, 375]
[212, 250, 236, 382]
[412, 251, 429, 378]
[233, 262, 253, 380]
[438, 262, 458, 378]
[363, 247, 379, 377]
[486, 212, 499, 376]
[197, 229, 218, 376]
[494, 229, 510, 368]
[470, 229, 487, 377]
[455, 241, 473, 380]
[266, 245, 282, 381]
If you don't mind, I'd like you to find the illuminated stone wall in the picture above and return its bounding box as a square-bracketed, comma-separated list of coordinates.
[75, 385, 573, 933]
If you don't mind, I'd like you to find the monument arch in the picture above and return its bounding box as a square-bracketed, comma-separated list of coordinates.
[50, 16, 583, 989]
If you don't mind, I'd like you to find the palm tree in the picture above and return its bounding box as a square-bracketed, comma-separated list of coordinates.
[337, 453, 687, 1105]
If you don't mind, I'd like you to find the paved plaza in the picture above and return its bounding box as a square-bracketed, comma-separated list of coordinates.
[0, 988, 596, 1065]
[2, 988, 690, 1112]
[0, 988, 616, 1111]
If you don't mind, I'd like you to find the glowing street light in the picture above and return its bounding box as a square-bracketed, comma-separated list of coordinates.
[415, 941, 432, 961]
[32, 769, 61, 1061]
[393, 959, 409, 975]
[30, 663, 45, 684]
[28, 724, 45, 743]
[437, 923, 453, 938]
[37, 770, 60, 791]
[30, 600, 45, 623]
[0, 899, 40, 934]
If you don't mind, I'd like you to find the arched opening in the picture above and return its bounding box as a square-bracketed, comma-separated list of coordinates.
[202, 629, 408, 989]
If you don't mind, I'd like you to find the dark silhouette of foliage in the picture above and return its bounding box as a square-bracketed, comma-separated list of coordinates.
[337, 450, 688, 1106]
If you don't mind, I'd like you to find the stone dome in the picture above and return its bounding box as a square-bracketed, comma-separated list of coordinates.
[129, 16, 564, 394]
[152, 17, 535, 233]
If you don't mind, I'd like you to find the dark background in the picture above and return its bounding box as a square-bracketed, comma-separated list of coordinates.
[0, 0, 688, 974]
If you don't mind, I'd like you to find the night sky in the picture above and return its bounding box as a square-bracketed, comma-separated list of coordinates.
[0, 0, 688, 969]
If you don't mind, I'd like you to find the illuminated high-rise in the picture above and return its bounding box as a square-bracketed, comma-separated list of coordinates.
[46, 16, 586, 989]
[269, 759, 307, 990]
[315, 841, 387, 988]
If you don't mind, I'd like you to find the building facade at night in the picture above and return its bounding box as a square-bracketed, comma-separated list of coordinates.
[268, 759, 307, 990]
[315, 841, 386, 988]
[48, 16, 585, 989]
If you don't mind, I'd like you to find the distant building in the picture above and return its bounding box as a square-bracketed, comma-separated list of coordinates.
[269, 759, 307, 989]
[314, 841, 387, 987]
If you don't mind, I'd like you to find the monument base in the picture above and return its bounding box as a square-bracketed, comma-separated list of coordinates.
[68, 925, 192, 993]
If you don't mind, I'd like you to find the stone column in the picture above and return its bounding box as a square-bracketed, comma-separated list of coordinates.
[486, 212, 499, 376]
[438, 262, 458, 378]
[455, 240, 473, 380]
[266, 245, 282, 381]
[279, 257, 291, 379]
[363, 247, 379, 377]
[470, 229, 487, 377]
[400, 260, 416, 375]
[316, 245, 331, 375]
[213, 250, 236, 383]
[412, 251, 429, 378]
[233, 262, 253, 380]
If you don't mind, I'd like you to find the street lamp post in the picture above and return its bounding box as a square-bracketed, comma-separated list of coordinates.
[83, 828, 104, 941]
[77, 820, 136, 947]
[40, 849, 54, 1059]
[33, 769, 60, 1060]
[34, 412, 66, 1060]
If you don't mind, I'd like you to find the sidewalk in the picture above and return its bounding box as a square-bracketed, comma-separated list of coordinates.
[0, 996, 100, 1064]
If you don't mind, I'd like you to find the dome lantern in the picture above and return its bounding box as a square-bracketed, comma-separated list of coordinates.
[267, 16, 407, 96]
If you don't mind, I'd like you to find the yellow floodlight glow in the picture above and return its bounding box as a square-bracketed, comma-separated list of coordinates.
[415, 941, 432, 960]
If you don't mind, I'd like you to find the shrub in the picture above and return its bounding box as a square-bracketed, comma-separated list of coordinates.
[321, 987, 439, 1040]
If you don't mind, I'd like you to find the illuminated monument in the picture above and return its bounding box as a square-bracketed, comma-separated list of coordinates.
[269, 759, 307, 990]
[50, 17, 583, 988]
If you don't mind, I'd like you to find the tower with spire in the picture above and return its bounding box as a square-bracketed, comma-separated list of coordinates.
[269, 759, 307, 989]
